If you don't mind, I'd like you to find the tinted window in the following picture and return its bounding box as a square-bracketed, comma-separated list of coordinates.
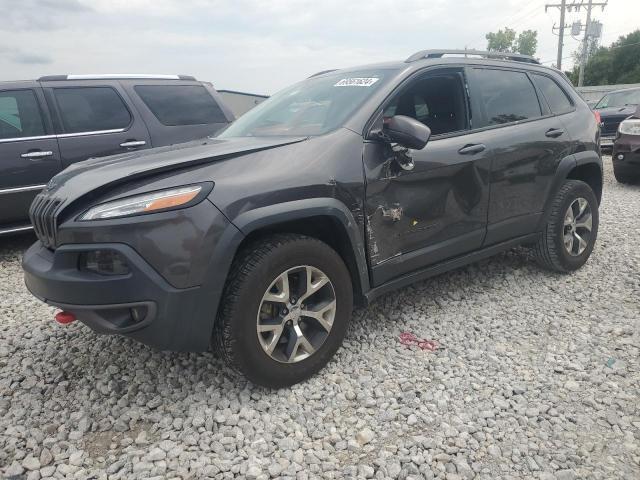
[473, 69, 542, 127]
[0, 90, 45, 140]
[383, 73, 468, 136]
[54, 87, 131, 134]
[135, 85, 227, 126]
[531, 74, 573, 114]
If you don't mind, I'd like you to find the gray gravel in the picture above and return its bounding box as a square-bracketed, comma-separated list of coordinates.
[1, 157, 639, 480]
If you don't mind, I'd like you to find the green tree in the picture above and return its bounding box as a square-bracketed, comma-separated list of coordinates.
[566, 30, 640, 86]
[515, 30, 538, 56]
[486, 27, 516, 52]
[485, 27, 538, 56]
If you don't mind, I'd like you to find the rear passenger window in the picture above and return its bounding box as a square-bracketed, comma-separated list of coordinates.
[531, 74, 573, 115]
[0, 90, 46, 139]
[53, 87, 131, 134]
[473, 69, 542, 127]
[134, 85, 227, 126]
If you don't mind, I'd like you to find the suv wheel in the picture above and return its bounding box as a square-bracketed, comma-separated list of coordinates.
[613, 165, 636, 184]
[534, 179, 599, 272]
[214, 234, 353, 387]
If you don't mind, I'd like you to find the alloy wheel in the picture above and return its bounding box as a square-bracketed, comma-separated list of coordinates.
[256, 265, 336, 363]
[563, 197, 593, 256]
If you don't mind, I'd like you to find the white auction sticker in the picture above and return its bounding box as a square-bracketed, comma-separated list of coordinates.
[334, 77, 380, 87]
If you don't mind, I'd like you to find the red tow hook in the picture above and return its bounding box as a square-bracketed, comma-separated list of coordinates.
[54, 311, 76, 325]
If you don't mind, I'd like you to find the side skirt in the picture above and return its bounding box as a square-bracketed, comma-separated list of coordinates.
[364, 232, 541, 303]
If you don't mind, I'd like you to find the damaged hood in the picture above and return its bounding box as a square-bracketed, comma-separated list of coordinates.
[43, 136, 307, 207]
[597, 105, 638, 118]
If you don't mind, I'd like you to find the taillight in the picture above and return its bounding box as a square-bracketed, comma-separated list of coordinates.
[593, 110, 601, 125]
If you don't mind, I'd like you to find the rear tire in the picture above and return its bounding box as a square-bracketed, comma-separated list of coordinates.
[534, 179, 599, 272]
[214, 234, 353, 388]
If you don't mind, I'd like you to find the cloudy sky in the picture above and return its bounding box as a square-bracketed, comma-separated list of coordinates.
[1, 0, 638, 95]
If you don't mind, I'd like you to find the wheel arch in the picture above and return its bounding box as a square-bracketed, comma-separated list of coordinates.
[230, 199, 370, 304]
[539, 151, 603, 229]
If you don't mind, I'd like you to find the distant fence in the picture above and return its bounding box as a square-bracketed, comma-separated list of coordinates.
[576, 83, 640, 104]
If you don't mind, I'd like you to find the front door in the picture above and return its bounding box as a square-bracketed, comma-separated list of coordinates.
[363, 68, 492, 286]
[0, 85, 61, 229]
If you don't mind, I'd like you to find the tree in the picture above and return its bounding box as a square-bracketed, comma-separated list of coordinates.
[486, 28, 516, 52]
[566, 30, 640, 86]
[485, 27, 538, 56]
[515, 30, 538, 57]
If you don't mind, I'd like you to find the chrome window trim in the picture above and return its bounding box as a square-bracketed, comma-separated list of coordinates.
[0, 184, 47, 195]
[0, 225, 33, 235]
[0, 128, 126, 143]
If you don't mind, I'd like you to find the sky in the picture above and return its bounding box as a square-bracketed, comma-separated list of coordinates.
[0, 0, 638, 95]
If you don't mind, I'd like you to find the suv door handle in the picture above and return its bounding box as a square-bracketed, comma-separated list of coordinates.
[545, 128, 564, 138]
[120, 140, 146, 148]
[458, 144, 486, 155]
[21, 151, 53, 159]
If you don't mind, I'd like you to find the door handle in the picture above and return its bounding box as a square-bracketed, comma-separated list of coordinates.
[120, 140, 146, 148]
[458, 143, 486, 155]
[545, 128, 564, 138]
[21, 151, 53, 159]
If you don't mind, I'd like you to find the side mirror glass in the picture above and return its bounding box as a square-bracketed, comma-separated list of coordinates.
[382, 115, 431, 150]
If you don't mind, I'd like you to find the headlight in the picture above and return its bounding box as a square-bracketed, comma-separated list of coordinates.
[79, 185, 202, 221]
[619, 119, 640, 136]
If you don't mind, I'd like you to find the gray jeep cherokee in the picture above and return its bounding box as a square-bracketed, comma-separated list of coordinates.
[23, 50, 602, 387]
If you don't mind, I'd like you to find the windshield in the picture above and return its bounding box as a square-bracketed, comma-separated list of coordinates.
[595, 89, 640, 109]
[218, 68, 396, 138]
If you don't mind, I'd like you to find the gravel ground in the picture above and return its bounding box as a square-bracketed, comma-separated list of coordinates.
[1, 157, 639, 480]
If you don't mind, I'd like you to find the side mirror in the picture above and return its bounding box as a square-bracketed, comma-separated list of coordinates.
[382, 115, 431, 150]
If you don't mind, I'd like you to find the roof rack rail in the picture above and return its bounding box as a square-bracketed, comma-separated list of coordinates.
[38, 74, 197, 81]
[405, 49, 540, 65]
[308, 69, 338, 78]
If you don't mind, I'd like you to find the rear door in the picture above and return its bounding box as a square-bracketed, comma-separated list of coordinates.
[467, 67, 573, 245]
[123, 80, 233, 147]
[42, 82, 151, 168]
[0, 84, 61, 228]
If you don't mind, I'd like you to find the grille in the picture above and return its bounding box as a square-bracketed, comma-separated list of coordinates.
[29, 194, 62, 249]
[601, 117, 626, 136]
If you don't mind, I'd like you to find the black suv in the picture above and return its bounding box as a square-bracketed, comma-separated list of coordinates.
[593, 86, 640, 150]
[23, 50, 602, 387]
[0, 74, 234, 235]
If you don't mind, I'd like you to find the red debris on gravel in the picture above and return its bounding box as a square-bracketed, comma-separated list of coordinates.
[399, 332, 438, 351]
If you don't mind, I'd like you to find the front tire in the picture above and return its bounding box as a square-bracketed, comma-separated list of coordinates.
[214, 234, 353, 388]
[534, 179, 599, 272]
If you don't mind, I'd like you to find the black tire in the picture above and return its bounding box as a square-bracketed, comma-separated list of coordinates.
[534, 179, 599, 273]
[613, 166, 636, 184]
[214, 234, 353, 388]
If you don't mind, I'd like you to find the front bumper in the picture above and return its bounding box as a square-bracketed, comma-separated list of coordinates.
[612, 135, 640, 176]
[600, 135, 616, 149]
[23, 241, 206, 350]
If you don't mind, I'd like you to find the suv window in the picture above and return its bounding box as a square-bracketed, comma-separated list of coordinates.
[0, 90, 46, 140]
[134, 85, 227, 126]
[473, 69, 542, 127]
[384, 72, 468, 136]
[531, 74, 573, 114]
[53, 87, 131, 134]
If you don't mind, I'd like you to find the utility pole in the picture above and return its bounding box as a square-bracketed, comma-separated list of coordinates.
[546, 0, 568, 69]
[545, 1, 607, 80]
[578, 0, 595, 86]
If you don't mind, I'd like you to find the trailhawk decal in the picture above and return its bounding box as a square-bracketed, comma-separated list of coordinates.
[334, 77, 380, 87]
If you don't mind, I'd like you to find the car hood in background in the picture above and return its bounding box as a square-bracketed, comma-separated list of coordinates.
[42, 136, 307, 209]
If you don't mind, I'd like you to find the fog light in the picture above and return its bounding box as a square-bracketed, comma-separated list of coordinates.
[79, 250, 130, 276]
[617, 154, 624, 160]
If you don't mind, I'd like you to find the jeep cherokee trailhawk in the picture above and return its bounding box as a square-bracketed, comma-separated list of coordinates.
[23, 50, 602, 387]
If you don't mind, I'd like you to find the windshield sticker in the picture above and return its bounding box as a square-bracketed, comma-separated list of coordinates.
[334, 77, 380, 87]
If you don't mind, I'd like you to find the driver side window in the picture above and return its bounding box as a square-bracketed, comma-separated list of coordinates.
[384, 71, 469, 136]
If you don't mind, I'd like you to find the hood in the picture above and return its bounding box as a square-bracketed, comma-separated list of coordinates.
[597, 105, 638, 118]
[42, 136, 307, 209]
